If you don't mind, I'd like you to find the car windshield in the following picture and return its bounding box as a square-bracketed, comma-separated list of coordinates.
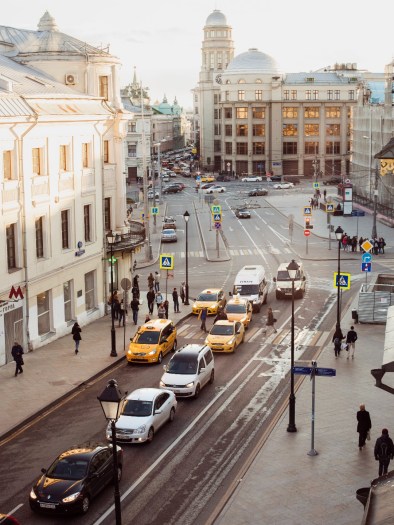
[122, 399, 153, 417]
[163, 229, 175, 235]
[134, 331, 160, 344]
[234, 284, 259, 295]
[226, 304, 246, 313]
[210, 324, 234, 336]
[277, 270, 301, 281]
[48, 458, 89, 480]
[197, 293, 218, 302]
[167, 355, 197, 374]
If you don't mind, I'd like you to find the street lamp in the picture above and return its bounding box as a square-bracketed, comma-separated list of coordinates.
[97, 379, 124, 525]
[335, 226, 344, 332]
[107, 231, 117, 357]
[287, 259, 299, 433]
[183, 211, 190, 305]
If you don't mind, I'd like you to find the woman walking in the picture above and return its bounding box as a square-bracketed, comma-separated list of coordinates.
[72, 322, 82, 354]
[266, 307, 277, 334]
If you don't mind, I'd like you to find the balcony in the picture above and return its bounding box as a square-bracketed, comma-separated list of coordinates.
[106, 221, 145, 255]
[58, 171, 74, 193]
[2, 179, 19, 209]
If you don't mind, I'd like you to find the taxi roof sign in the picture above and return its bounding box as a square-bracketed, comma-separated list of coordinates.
[361, 240, 373, 253]
[159, 254, 174, 270]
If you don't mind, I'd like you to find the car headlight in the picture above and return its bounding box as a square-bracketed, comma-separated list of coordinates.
[185, 382, 194, 388]
[62, 492, 81, 503]
[159, 380, 166, 387]
[227, 337, 235, 345]
[134, 425, 146, 435]
[148, 349, 157, 355]
[30, 488, 37, 500]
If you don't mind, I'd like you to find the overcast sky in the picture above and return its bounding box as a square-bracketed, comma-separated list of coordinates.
[3, 0, 393, 109]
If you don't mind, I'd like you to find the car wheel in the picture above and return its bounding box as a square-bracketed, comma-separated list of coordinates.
[169, 407, 176, 422]
[147, 427, 154, 443]
[157, 352, 163, 364]
[194, 384, 201, 398]
[81, 495, 90, 514]
[209, 369, 215, 384]
[172, 339, 177, 352]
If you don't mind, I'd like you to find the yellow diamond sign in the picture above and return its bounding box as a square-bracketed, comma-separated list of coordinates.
[361, 240, 373, 253]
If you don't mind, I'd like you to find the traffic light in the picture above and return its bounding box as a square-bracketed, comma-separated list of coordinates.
[305, 217, 313, 229]
[108, 256, 117, 263]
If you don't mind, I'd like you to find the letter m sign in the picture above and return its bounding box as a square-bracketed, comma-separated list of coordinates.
[9, 286, 24, 300]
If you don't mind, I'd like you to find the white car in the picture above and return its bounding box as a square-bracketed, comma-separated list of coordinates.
[273, 182, 294, 189]
[106, 388, 177, 444]
[148, 190, 160, 199]
[204, 185, 226, 194]
[161, 228, 177, 243]
[242, 176, 263, 182]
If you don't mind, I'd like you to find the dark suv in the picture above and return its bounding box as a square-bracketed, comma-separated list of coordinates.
[323, 176, 342, 185]
[163, 185, 181, 194]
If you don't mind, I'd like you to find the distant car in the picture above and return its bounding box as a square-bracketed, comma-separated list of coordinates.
[235, 208, 251, 219]
[163, 216, 176, 229]
[168, 171, 177, 178]
[204, 185, 226, 194]
[148, 190, 159, 199]
[0, 515, 20, 524]
[248, 188, 268, 196]
[283, 176, 301, 184]
[161, 174, 170, 183]
[29, 443, 123, 515]
[273, 182, 294, 189]
[163, 185, 180, 194]
[266, 175, 282, 182]
[200, 183, 216, 190]
[169, 182, 185, 191]
[242, 176, 262, 182]
[216, 175, 231, 182]
[161, 229, 177, 243]
[200, 175, 215, 183]
[323, 176, 342, 185]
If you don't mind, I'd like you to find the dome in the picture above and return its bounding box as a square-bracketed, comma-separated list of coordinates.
[227, 48, 281, 74]
[205, 10, 227, 26]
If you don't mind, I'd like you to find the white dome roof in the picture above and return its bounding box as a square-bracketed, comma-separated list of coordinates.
[227, 48, 281, 74]
[205, 10, 227, 26]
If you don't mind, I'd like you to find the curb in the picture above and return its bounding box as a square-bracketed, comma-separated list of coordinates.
[193, 200, 231, 262]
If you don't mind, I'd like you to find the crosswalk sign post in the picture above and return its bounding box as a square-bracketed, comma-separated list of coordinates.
[211, 205, 221, 214]
[333, 272, 351, 290]
[159, 254, 174, 270]
[151, 207, 159, 215]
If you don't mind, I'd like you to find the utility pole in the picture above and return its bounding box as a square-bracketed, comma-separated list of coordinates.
[372, 162, 379, 239]
[140, 82, 152, 261]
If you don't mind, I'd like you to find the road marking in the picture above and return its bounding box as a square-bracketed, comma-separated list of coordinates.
[254, 225, 260, 230]
[247, 327, 264, 343]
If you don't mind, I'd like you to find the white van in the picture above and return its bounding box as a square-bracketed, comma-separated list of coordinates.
[232, 265, 268, 312]
[273, 261, 306, 299]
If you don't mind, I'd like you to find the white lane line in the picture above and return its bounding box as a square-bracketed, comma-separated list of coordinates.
[254, 225, 260, 230]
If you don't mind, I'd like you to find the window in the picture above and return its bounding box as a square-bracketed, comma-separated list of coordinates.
[238, 79, 245, 84]
[84, 205, 91, 243]
[59, 145, 68, 171]
[283, 142, 298, 154]
[36, 217, 44, 258]
[214, 108, 221, 119]
[348, 90, 355, 100]
[85, 270, 96, 311]
[82, 143, 90, 168]
[305, 142, 319, 155]
[3, 150, 12, 179]
[284, 90, 290, 100]
[252, 107, 265, 119]
[236, 124, 248, 136]
[225, 91, 229, 102]
[306, 90, 312, 100]
[61, 210, 70, 250]
[326, 124, 341, 136]
[104, 198, 111, 230]
[291, 90, 297, 100]
[103, 140, 109, 164]
[225, 142, 232, 154]
[214, 124, 221, 135]
[313, 90, 319, 100]
[99, 76, 109, 100]
[253, 142, 265, 155]
[334, 90, 340, 100]
[224, 107, 232, 118]
[326, 106, 340, 118]
[6, 223, 17, 270]
[238, 90, 245, 101]
[327, 90, 333, 100]
[253, 124, 265, 136]
[326, 141, 340, 154]
[236, 107, 248, 119]
[214, 140, 221, 152]
[37, 291, 50, 335]
[236, 143, 248, 155]
[255, 90, 262, 101]
[304, 107, 320, 119]
[283, 124, 298, 137]
[282, 107, 298, 119]
[64, 280, 73, 322]
[214, 94, 219, 104]
[304, 124, 319, 136]
[128, 121, 136, 133]
[127, 143, 137, 157]
[32, 147, 42, 175]
[225, 124, 232, 137]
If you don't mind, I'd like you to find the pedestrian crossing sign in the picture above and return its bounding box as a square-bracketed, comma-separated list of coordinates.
[313, 182, 320, 189]
[212, 205, 221, 214]
[151, 207, 159, 215]
[304, 206, 312, 216]
[333, 272, 351, 290]
[159, 254, 174, 270]
[213, 213, 222, 222]
[326, 203, 334, 213]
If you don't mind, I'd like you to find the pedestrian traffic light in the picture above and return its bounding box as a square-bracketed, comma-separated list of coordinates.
[108, 255, 117, 263]
[305, 217, 313, 229]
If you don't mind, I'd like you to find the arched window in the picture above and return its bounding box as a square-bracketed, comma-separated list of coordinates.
[238, 79, 246, 84]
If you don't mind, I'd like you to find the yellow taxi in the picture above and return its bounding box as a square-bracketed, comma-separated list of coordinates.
[192, 288, 226, 316]
[127, 319, 177, 364]
[201, 174, 215, 183]
[224, 295, 253, 329]
[205, 320, 245, 353]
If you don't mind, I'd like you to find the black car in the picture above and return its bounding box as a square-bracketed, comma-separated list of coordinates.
[323, 176, 342, 186]
[267, 175, 282, 182]
[248, 188, 268, 196]
[235, 208, 251, 219]
[216, 175, 231, 182]
[29, 443, 123, 515]
[163, 185, 180, 194]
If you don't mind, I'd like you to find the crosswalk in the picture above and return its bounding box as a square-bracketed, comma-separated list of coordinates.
[162, 247, 293, 259]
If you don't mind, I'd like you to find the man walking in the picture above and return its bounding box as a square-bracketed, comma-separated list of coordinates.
[147, 288, 155, 315]
[356, 404, 371, 450]
[199, 307, 208, 332]
[374, 428, 394, 476]
[154, 271, 160, 292]
[172, 288, 180, 313]
[346, 325, 358, 359]
[130, 297, 139, 325]
[11, 341, 24, 376]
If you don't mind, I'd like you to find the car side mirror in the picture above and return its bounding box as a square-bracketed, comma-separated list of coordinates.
[161, 338, 168, 344]
[199, 367, 206, 374]
[236, 330, 241, 334]
[154, 409, 162, 415]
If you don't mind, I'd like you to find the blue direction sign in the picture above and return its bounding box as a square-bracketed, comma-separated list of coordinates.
[361, 262, 372, 272]
[315, 367, 336, 377]
[292, 366, 336, 377]
[293, 366, 314, 375]
[362, 253, 372, 263]
[304, 206, 312, 216]
[213, 213, 222, 222]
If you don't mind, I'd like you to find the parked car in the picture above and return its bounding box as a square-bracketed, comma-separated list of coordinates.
[248, 188, 268, 196]
[200, 183, 215, 190]
[216, 175, 231, 182]
[323, 176, 342, 185]
[161, 174, 170, 183]
[241, 176, 263, 182]
[235, 208, 251, 219]
[204, 185, 226, 194]
[29, 443, 123, 515]
[273, 182, 294, 189]
[106, 388, 177, 444]
[283, 176, 301, 184]
[266, 175, 282, 182]
[161, 229, 177, 243]
[163, 185, 180, 194]
[168, 182, 185, 191]
[148, 190, 159, 200]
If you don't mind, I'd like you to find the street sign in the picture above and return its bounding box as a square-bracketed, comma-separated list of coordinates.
[214, 222, 222, 230]
[333, 272, 351, 290]
[196, 176, 201, 182]
[362, 253, 372, 263]
[304, 206, 312, 216]
[293, 366, 336, 377]
[313, 182, 320, 189]
[213, 213, 222, 222]
[361, 240, 373, 253]
[212, 205, 221, 214]
[151, 207, 159, 215]
[159, 254, 174, 270]
[304, 229, 311, 237]
[361, 262, 372, 272]
[326, 203, 334, 213]
[293, 366, 314, 375]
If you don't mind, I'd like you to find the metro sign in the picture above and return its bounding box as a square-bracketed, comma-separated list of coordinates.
[9, 286, 24, 300]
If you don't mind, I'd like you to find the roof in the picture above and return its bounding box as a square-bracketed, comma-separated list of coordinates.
[227, 48, 281, 75]
[205, 10, 228, 27]
[285, 72, 351, 85]
[0, 94, 35, 116]
[128, 388, 162, 401]
[177, 344, 207, 355]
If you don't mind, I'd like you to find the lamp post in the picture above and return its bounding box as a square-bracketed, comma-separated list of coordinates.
[183, 211, 190, 305]
[107, 231, 117, 357]
[335, 226, 344, 332]
[97, 379, 124, 525]
[287, 259, 299, 433]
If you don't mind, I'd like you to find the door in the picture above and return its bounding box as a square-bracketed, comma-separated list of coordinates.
[4, 306, 24, 364]
[153, 393, 169, 429]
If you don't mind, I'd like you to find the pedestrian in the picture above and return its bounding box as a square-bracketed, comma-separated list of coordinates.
[374, 428, 394, 476]
[199, 307, 208, 332]
[154, 271, 160, 292]
[71, 322, 82, 355]
[266, 307, 277, 334]
[131, 285, 140, 301]
[147, 288, 155, 315]
[346, 325, 358, 359]
[357, 404, 372, 450]
[158, 303, 166, 319]
[379, 237, 386, 254]
[118, 299, 126, 327]
[359, 236, 364, 252]
[108, 290, 120, 319]
[132, 274, 139, 289]
[130, 297, 139, 325]
[180, 282, 186, 304]
[172, 288, 180, 313]
[11, 341, 24, 376]
[163, 299, 169, 319]
[155, 291, 163, 312]
[148, 272, 155, 289]
[332, 326, 344, 358]
[214, 308, 227, 323]
[323, 188, 327, 202]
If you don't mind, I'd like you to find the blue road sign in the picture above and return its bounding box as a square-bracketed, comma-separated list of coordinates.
[159, 254, 174, 270]
[362, 253, 372, 263]
[292, 366, 336, 377]
[304, 206, 312, 215]
[151, 207, 159, 215]
[361, 262, 372, 272]
[213, 213, 222, 222]
[315, 368, 336, 377]
[326, 203, 334, 213]
[293, 366, 313, 375]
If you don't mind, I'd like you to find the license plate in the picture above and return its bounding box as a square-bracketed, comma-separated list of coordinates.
[40, 503, 56, 509]
[174, 390, 180, 394]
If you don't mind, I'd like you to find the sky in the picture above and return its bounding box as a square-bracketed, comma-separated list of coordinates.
[3, 0, 394, 109]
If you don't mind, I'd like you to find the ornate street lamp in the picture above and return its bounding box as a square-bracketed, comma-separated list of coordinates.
[287, 259, 299, 433]
[183, 211, 190, 305]
[335, 226, 344, 332]
[107, 231, 117, 357]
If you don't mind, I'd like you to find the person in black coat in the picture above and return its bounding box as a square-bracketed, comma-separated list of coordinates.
[357, 404, 371, 450]
[11, 342, 24, 376]
[72, 322, 82, 354]
[130, 298, 139, 325]
[374, 428, 394, 476]
[146, 288, 155, 315]
[332, 327, 344, 358]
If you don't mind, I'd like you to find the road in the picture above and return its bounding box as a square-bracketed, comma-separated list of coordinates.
[0, 182, 362, 524]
